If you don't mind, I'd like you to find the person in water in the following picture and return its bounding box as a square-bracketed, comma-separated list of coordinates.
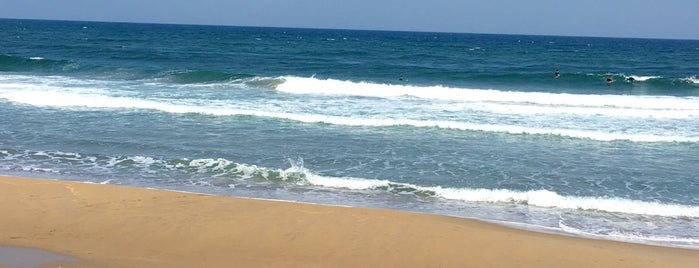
[606, 76, 614, 83]
[554, 70, 560, 78]
[625, 76, 635, 82]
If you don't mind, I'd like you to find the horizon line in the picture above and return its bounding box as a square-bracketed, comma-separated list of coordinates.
[2, 17, 698, 42]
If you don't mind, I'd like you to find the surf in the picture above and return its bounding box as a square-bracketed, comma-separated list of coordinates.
[1, 74, 698, 143]
[275, 76, 699, 113]
[2, 147, 697, 219]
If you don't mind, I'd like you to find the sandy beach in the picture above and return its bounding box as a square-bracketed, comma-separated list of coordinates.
[0, 175, 697, 267]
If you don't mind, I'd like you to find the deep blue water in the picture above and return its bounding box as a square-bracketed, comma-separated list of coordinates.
[1, 19, 699, 248]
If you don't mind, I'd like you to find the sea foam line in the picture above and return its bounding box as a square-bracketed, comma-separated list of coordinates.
[188, 157, 699, 218]
[276, 76, 699, 111]
[284, 163, 699, 218]
[2, 74, 698, 142]
[1, 90, 697, 143]
[3, 148, 698, 218]
[558, 221, 699, 249]
[3, 74, 699, 118]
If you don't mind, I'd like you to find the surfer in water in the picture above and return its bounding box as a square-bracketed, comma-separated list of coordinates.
[625, 76, 635, 82]
[554, 70, 560, 78]
[606, 76, 614, 84]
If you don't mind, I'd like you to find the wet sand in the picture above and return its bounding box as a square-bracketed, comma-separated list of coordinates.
[1, 175, 697, 267]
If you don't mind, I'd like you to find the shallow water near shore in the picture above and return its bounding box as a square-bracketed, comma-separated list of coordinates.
[1, 19, 698, 249]
[0, 246, 76, 267]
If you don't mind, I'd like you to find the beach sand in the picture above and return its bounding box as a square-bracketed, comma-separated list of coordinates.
[0, 175, 697, 267]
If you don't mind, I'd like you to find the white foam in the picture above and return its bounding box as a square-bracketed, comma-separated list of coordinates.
[305, 173, 391, 190]
[268, 116, 697, 143]
[1, 88, 696, 143]
[2, 74, 698, 143]
[5, 148, 698, 219]
[130, 156, 157, 165]
[276, 76, 699, 111]
[21, 167, 57, 173]
[473, 102, 696, 119]
[289, 167, 699, 218]
[106, 156, 158, 168]
[626, 75, 661, 81]
[559, 221, 699, 249]
[234, 159, 699, 218]
[188, 158, 234, 172]
[422, 187, 699, 218]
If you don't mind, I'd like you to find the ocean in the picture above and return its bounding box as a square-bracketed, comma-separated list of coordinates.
[1, 19, 698, 249]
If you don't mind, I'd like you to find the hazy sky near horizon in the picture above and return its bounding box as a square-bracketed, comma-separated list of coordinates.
[2, 0, 697, 39]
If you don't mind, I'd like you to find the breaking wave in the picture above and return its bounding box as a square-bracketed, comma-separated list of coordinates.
[1, 74, 698, 143]
[2, 148, 697, 218]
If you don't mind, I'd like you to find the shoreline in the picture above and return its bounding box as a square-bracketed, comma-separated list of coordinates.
[1, 175, 697, 267]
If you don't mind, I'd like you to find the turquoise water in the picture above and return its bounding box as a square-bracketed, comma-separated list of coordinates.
[1, 19, 699, 248]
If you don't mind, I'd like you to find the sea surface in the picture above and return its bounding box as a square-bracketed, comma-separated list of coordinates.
[2, 19, 699, 249]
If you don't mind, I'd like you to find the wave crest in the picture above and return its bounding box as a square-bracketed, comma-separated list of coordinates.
[276, 76, 699, 111]
[2, 149, 698, 219]
[2, 74, 698, 143]
[160, 156, 699, 218]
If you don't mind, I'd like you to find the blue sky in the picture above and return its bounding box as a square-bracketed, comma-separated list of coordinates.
[2, 0, 697, 39]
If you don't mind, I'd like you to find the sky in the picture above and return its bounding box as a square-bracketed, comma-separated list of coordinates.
[1, 0, 698, 40]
